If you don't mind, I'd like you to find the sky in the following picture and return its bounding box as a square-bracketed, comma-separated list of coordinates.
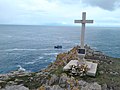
[0, 0, 120, 26]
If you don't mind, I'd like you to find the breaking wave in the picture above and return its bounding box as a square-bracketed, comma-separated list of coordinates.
[25, 56, 44, 65]
[1, 48, 52, 52]
[38, 56, 44, 59]
[17, 65, 26, 71]
[25, 61, 36, 65]
[43, 53, 58, 56]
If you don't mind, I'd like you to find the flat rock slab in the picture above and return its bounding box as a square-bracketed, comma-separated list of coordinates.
[86, 62, 98, 76]
[63, 60, 98, 77]
[63, 60, 78, 70]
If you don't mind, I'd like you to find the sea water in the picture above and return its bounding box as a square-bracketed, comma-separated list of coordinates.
[0, 25, 120, 73]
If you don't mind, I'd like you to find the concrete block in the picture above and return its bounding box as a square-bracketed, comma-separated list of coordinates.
[63, 60, 98, 76]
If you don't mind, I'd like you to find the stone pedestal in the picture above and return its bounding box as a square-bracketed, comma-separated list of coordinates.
[86, 62, 98, 76]
[63, 60, 98, 77]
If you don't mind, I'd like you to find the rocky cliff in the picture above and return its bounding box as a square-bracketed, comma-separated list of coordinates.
[0, 45, 120, 90]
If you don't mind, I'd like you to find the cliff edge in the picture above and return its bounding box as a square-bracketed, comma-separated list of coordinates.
[0, 45, 120, 90]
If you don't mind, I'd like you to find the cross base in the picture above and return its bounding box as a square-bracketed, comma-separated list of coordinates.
[63, 60, 98, 77]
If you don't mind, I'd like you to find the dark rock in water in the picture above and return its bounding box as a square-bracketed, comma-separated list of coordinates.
[54, 45, 62, 49]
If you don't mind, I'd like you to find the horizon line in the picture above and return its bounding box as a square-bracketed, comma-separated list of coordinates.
[0, 24, 120, 28]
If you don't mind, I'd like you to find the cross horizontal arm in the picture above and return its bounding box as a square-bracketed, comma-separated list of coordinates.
[74, 20, 93, 24]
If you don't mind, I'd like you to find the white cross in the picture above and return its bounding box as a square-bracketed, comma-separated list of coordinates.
[74, 12, 93, 49]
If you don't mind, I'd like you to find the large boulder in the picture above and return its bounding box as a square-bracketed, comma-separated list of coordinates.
[49, 74, 59, 85]
[59, 74, 68, 88]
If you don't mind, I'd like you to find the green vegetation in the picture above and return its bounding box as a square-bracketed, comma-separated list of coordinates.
[50, 66, 64, 76]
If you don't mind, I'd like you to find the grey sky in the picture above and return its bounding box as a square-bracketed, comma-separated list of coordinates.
[0, 0, 120, 26]
[82, 0, 120, 11]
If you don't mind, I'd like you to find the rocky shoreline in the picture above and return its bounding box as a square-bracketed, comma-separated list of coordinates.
[0, 45, 120, 90]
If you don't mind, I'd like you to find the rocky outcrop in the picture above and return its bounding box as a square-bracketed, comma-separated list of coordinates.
[0, 45, 120, 90]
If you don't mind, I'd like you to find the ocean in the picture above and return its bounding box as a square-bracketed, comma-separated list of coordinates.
[0, 25, 120, 74]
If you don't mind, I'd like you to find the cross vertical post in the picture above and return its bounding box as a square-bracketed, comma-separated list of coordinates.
[81, 12, 86, 48]
[74, 12, 93, 49]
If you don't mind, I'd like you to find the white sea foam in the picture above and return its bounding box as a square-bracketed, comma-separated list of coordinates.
[92, 46, 97, 50]
[39, 48, 52, 50]
[43, 53, 58, 55]
[25, 61, 36, 65]
[2, 48, 52, 52]
[25, 56, 44, 65]
[54, 49, 68, 51]
[1, 48, 69, 52]
[75, 43, 79, 45]
[63, 40, 73, 44]
[17, 65, 26, 71]
[38, 56, 44, 59]
[45, 60, 48, 62]
[4, 48, 37, 51]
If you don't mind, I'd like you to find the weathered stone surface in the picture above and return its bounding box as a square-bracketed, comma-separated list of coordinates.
[110, 71, 119, 75]
[78, 80, 87, 86]
[38, 85, 64, 90]
[87, 53, 93, 57]
[1, 85, 29, 90]
[0, 80, 6, 83]
[38, 85, 46, 90]
[59, 74, 68, 85]
[58, 74, 69, 88]
[51, 85, 64, 90]
[102, 84, 107, 90]
[14, 79, 23, 83]
[7, 81, 17, 85]
[63, 60, 78, 71]
[99, 71, 104, 74]
[81, 82, 101, 90]
[93, 51, 103, 55]
[63, 60, 98, 77]
[72, 86, 79, 90]
[44, 86, 51, 90]
[49, 74, 59, 85]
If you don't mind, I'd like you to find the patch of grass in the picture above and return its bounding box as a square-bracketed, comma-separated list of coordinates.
[51, 66, 63, 76]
